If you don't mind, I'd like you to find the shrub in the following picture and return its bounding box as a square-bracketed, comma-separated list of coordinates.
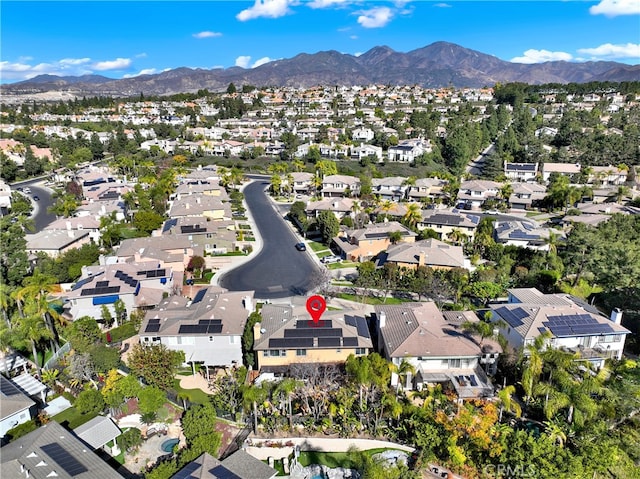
[75, 389, 105, 415]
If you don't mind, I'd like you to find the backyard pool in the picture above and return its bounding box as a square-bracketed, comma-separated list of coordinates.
[160, 438, 179, 453]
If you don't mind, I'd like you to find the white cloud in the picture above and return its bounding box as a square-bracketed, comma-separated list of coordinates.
[193, 31, 222, 39]
[433, 3, 451, 8]
[235, 56, 252, 68]
[357, 7, 393, 28]
[93, 58, 132, 71]
[589, 0, 640, 17]
[122, 68, 158, 79]
[236, 0, 295, 21]
[511, 49, 573, 64]
[252, 57, 272, 68]
[59, 58, 91, 66]
[308, 0, 350, 9]
[577, 42, 640, 60]
[350, 35, 358, 40]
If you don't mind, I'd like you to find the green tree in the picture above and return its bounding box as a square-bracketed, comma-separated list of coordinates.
[127, 343, 184, 390]
[317, 210, 339, 245]
[181, 402, 222, 457]
[133, 210, 164, 235]
[75, 388, 105, 415]
[138, 386, 166, 416]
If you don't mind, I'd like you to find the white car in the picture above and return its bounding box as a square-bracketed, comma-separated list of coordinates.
[321, 255, 341, 264]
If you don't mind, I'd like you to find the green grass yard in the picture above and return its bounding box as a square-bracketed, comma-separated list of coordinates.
[52, 407, 99, 429]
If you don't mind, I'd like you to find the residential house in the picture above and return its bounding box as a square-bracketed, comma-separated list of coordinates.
[509, 183, 547, 210]
[493, 220, 558, 251]
[490, 288, 630, 369]
[114, 236, 197, 273]
[406, 177, 447, 203]
[379, 238, 468, 271]
[541, 163, 581, 183]
[169, 195, 232, 221]
[25, 229, 92, 259]
[589, 165, 628, 186]
[374, 304, 500, 397]
[171, 451, 277, 479]
[139, 288, 254, 371]
[0, 179, 12, 214]
[387, 138, 431, 163]
[0, 420, 124, 478]
[350, 143, 383, 163]
[320, 175, 361, 198]
[305, 197, 359, 222]
[173, 181, 226, 199]
[504, 162, 539, 182]
[0, 375, 36, 440]
[44, 216, 102, 245]
[371, 176, 408, 201]
[291, 172, 315, 195]
[417, 208, 480, 242]
[162, 217, 237, 255]
[64, 262, 174, 321]
[332, 221, 416, 262]
[253, 303, 373, 374]
[457, 180, 501, 210]
[352, 126, 375, 142]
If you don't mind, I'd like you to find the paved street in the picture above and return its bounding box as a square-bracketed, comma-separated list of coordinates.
[218, 179, 324, 299]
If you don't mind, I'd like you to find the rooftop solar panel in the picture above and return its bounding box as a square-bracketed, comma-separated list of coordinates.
[318, 337, 341, 348]
[41, 443, 88, 477]
[296, 320, 333, 329]
[342, 337, 358, 347]
[145, 323, 161, 333]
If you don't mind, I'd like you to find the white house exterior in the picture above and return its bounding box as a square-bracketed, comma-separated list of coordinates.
[139, 288, 254, 370]
[504, 162, 539, 182]
[64, 262, 174, 322]
[0, 375, 35, 439]
[387, 139, 430, 163]
[490, 288, 630, 369]
[457, 180, 501, 210]
[321, 175, 361, 198]
[374, 304, 500, 397]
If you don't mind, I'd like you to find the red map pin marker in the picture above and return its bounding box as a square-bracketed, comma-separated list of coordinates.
[306, 295, 327, 324]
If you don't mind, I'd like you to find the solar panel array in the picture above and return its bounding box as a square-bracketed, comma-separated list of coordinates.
[178, 319, 222, 334]
[115, 270, 139, 288]
[268, 318, 364, 349]
[509, 230, 540, 240]
[41, 443, 88, 477]
[543, 314, 614, 337]
[137, 269, 167, 278]
[296, 320, 332, 328]
[498, 307, 531, 327]
[269, 337, 314, 348]
[96, 281, 109, 287]
[80, 285, 120, 296]
[181, 225, 207, 234]
[145, 318, 161, 333]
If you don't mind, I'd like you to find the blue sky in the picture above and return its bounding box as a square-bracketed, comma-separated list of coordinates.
[1, 1, 639, 84]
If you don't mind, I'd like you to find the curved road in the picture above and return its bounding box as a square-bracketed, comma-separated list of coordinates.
[12, 179, 57, 231]
[219, 179, 323, 299]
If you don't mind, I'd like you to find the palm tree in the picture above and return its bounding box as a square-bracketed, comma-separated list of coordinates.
[13, 302, 54, 378]
[543, 420, 567, 447]
[499, 182, 513, 209]
[388, 231, 403, 245]
[402, 203, 422, 229]
[497, 385, 522, 422]
[0, 283, 14, 328]
[273, 378, 300, 429]
[447, 228, 467, 246]
[242, 383, 267, 434]
[16, 271, 63, 351]
[519, 333, 549, 405]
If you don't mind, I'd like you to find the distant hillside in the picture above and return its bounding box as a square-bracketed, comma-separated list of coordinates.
[2, 41, 638, 98]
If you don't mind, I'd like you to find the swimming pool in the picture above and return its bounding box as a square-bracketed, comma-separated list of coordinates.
[160, 438, 179, 453]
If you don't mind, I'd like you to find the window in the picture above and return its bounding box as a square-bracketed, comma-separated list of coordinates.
[229, 336, 238, 344]
[296, 349, 307, 356]
[448, 358, 461, 368]
[601, 335, 621, 343]
[209, 336, 214, 342]
[355, 348, 367, 355]
[264, 350, 287, 357]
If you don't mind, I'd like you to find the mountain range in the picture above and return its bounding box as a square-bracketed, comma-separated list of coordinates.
[3, 42, 639, 98]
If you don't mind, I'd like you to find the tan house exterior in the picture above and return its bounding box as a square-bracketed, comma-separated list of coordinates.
[381, 238, 467, 270]
[332, 221, 416, 262]
[254, 303, 373, 373]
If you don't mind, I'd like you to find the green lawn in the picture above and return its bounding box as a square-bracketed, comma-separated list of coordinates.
[328, 261, 356, 270]
[308, 241, 330, 252]
[297, 448, 407, 470]
[52, 407, 99, 429]
[172, 379, 211, 404]
[104, 322, 138, 343]
[336, 293, 407, 305]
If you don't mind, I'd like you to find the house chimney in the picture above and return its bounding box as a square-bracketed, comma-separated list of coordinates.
[243, 295, 253, 312]
[253, 322, 263, 341]
[418, 251, 425, 266]
[378, 311, 386, 329]
[610, 308, 623, 325]
[68, 230, 75, 238]
[66, 221, 72, 230]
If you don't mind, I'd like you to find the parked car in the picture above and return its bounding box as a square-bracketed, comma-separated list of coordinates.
[321, 255, 341, 264]
[295, 242, 306, 251]
[23, 187, 31, 194]
[32, 195, 40, 201]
